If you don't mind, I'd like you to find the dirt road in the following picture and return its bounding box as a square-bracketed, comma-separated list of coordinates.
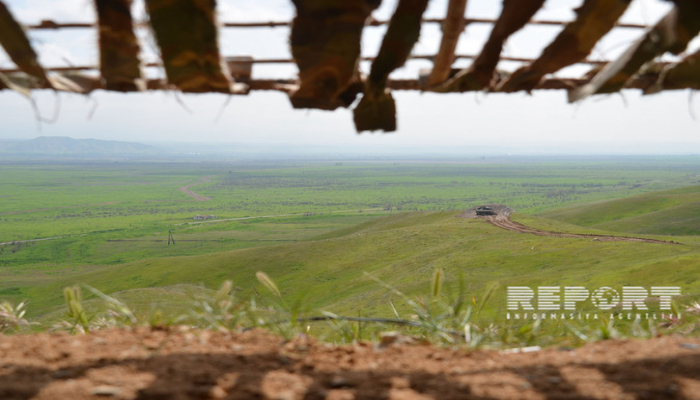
[461, 205, 680, 245]
[178, 177, 212, 201]
[179, 208, 386, 226]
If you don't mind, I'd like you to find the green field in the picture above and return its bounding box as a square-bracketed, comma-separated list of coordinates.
[0, 156, 699, 329]
[539, 185, 700, 236]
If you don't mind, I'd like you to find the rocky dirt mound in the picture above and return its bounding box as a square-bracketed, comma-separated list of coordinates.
[459, 205, 680, 245]
[0, 328, 698, 399]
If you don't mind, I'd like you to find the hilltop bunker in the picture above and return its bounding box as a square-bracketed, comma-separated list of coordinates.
[476, 206, 496, 216]
[460, 204, 513, 219]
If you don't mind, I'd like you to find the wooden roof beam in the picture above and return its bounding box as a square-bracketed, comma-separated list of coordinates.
[145, 0, 240, 94]
[0, 0, 51, 92]
[287, 0, 380, 110]
[497, 0, 631, 93]
[436, 0, 546, 93]
[568, 0, 700, 103]
[353, 0, 429, 133]
[95, 0, 144, 92]
[424, 0, 468, 88]
[0, 75, 680, 93]
[643, 50, 700, 94]
[25, 18, 649, 30]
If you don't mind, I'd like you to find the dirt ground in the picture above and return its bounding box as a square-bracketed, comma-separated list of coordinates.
[459, 205, 679, 245]
[0, 327, 698, 399]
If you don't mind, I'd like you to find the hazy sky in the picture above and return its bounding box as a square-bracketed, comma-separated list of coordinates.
[1, 0, 699, 154]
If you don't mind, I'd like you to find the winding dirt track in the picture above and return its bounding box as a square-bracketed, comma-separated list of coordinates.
[486, 214, 679, 244]
[178, 177, 212, 201]
[462, 205, 680, 245]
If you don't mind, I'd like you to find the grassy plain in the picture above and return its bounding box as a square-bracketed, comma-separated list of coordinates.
[0, 156, 699, 324]
[3, 156, 698, 242]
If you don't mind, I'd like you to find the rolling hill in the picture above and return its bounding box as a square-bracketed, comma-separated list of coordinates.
[538, 185, 700, 236]
[15, 208, 700, 321]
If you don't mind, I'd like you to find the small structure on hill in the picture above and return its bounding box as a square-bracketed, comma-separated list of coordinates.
[193, 215, 217, 220]
[475, 206, 496, 216]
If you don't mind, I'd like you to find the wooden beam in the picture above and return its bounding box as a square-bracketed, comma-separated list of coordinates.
[643, 50, 700, 94]
[424, 0, 468, 88]
[95, 0, 143, 92]
[287, 0, 379, 110]
[25, 18, 649, 30]
[498, 0, 631, 93]
[354, 0, 430, 133]
[568, 0, 700, 102]
[0, 1, 50, 88]
[145, 0, 234, 93]
[0, 74, 683, 93]
[437, 0, 546, 92]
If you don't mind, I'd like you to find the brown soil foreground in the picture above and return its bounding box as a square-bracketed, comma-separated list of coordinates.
[0, 328, 698, 399]
[460, 205, 680, 245]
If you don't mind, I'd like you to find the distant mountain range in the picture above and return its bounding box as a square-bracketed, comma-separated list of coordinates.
[0, 137, 164, 156]
[1, 137, 698, 159]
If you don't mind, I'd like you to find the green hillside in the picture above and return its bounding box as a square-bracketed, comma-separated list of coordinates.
[538, 185, 700, 236]
[11, 210, 699, 321]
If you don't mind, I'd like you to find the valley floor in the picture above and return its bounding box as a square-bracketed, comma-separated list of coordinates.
[0, 328, 698, 399]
